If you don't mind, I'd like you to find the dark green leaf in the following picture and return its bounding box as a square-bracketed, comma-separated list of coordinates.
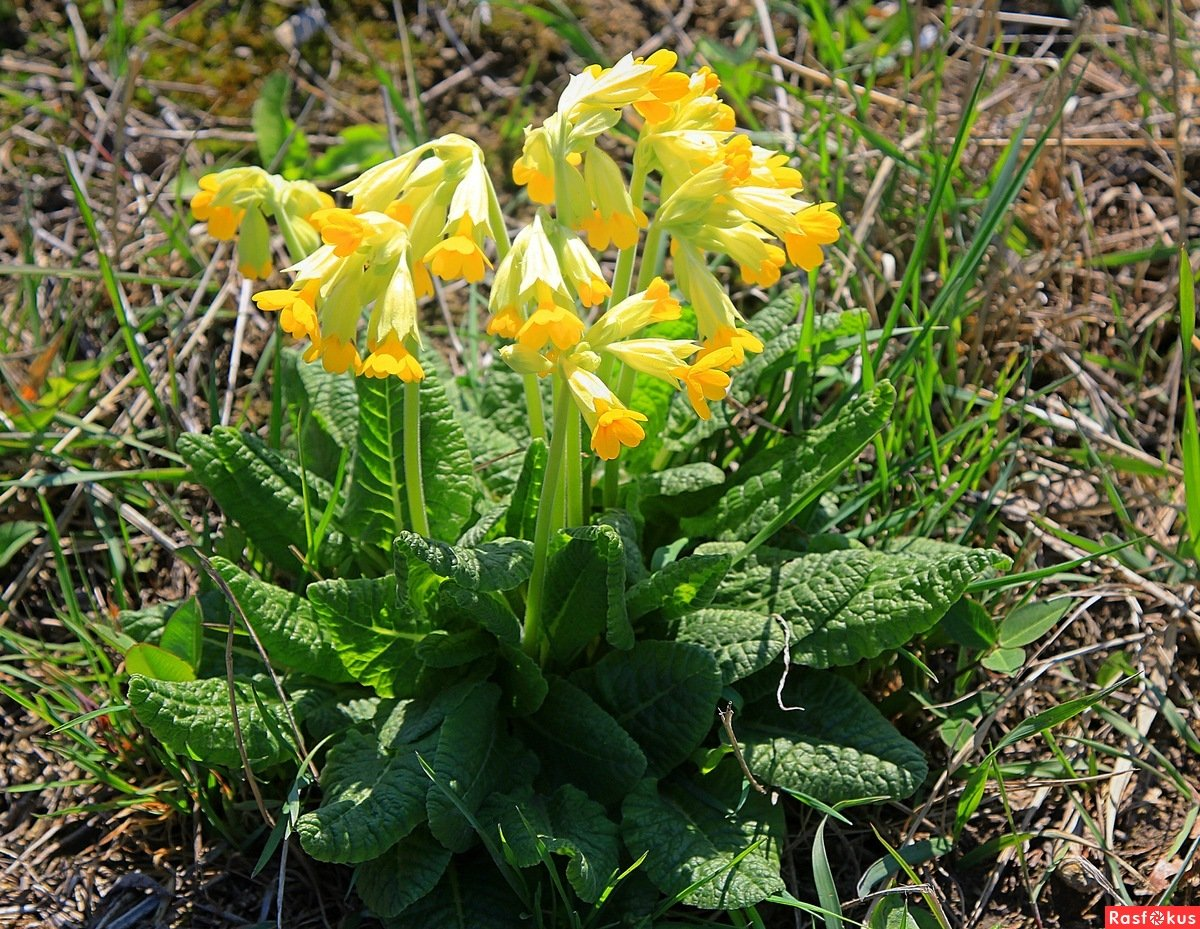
[575, 641, 722, 777]
[542, 525, 629, 664]
[297, 729, 435, 863]
[425, 684, 502, 852]
[738, 672, 927, 803]
[212, 556, 350, 682]
[354, 825, 450, 918]
[515, 676, 646, 806]
[395, 532, 533, 591]
[622, 763, 785, 909]
[308, 575, 426, 698]
[674, 609, 786, 684]
[504, 439, 547, 540]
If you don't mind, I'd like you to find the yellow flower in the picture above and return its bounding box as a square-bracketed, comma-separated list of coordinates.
[517, 299, 585, 352]
[512, 124, 558, 205]
[361, 335, 424, 381]
[673, 349, 735, 419]
[487, 305, 524, 339]
[337, 144, 429, 213]
[191, 176, 245, 241]
[564, 363, 648, 460]
[590, 398, 648, 460]
[579, 147, 647, 250]
[601, 338, 698, 383]
[696, 326, 764, 370]
[558, 233, 611, 307]
[253, 281, 321, 344]
[424, 216, 492, 283]
[783, 203, 842, 271]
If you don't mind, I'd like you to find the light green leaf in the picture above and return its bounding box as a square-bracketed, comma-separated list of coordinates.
[634, 462, 725, 499]
[574, 640, 722, 777]
[998, 599, 1071, 648]
[125, 644, 195, 682]
[738, 672, 927, 804]
[681, 383, 896, 542]
[297, 729, 435, 863]
[768, 548, 1008, 668]
[253, 71, 308, 169]
[515, 676, 646, 806]
[981, 646, 1026, 675]
[395, 532, 533, 592]
[127, 675, 296, 768]
[211, 556, 350, 682]
[425, 684, 503, 852]
[179, 427, 349, 572]
[542, 525, 630, 664]
[308, 575, 426, 698]
[354, 825, 450, 918]
[938, 598, 997, 649]
[868, 895, 943, 929]
[626, 553, 731, 621]
[345, 370, 477, 547]
[674, 609, 786, 684]
[158, 596, 203, 668]
[622, 763, 785, 909]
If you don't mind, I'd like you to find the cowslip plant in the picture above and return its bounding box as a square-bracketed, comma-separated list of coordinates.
[125, 51, 1009, 924]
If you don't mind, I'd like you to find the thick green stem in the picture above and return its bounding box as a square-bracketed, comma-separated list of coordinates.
[605, 154, 649, 310]
[523, 374, 546, 440]
[404, 380, 431, 538]
[564, 396, 583, 526]
[523, 376, 570, 660]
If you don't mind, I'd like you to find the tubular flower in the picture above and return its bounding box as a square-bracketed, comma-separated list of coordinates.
[673, 348, 735, 419]
[559, 50, 682, 121]
[783, 203, 843, 271]
[190, 167, 286, 280]
[424, 215, 492, 283]
[564, 363, 648, 460]
[696, 325, 764, 370]
[557, 231, 611, 307]
[579, 148, 647, 250]
[517, 296, 585, 352]
[253, 281, 321, 344]
[584, 277, 680, 346]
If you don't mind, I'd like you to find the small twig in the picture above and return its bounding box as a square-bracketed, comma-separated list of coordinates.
[773, 614, 804, 712]
[717, 701, 767, 794]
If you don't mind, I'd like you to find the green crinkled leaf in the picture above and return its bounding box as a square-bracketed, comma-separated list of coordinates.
[681, 383, 896, 542]
[415, 629, 496, 668]
[496, 642, 548, 716]
[308, 575, 426, 698]
[574, 641, 721, 777]
[627, 554, 731, 621]
[738, 671, 927, 803]
[127, 675, 296, 768]
[395, 532, 533, 591]
[622, 763, 785, 910]
[376, 680, 484, 748]
[297, 729, 435, 863]
[354, 825, 450, 918]
[674, 609, 786, 684]
[596, 509, 648, 585]
[425, 684, 502, 852]
[764, 548, 1008, 668]
[516, 676, 646, 806]
[178, 427, 349, 572]
[435, 586, 520, 645]
[211, 556, 350, 682]
[541, 525, 630, 664]
[634, 462, 726, 499]
[481, 785, 620, 904]
[504, 439, 547, 539]
[384, 858, 524, 929]
[292, 351, 359, 449]
[461, 411, 525, 499]
[345, 369, 477, 547]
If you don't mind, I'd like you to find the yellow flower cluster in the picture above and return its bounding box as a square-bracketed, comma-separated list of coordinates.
[492, 51, 841, 459]
[192, 136, 500, 377]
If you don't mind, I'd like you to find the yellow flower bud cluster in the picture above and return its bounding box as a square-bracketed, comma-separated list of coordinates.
[190, 167, 331, 280]
[492, 51, 842, 459]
